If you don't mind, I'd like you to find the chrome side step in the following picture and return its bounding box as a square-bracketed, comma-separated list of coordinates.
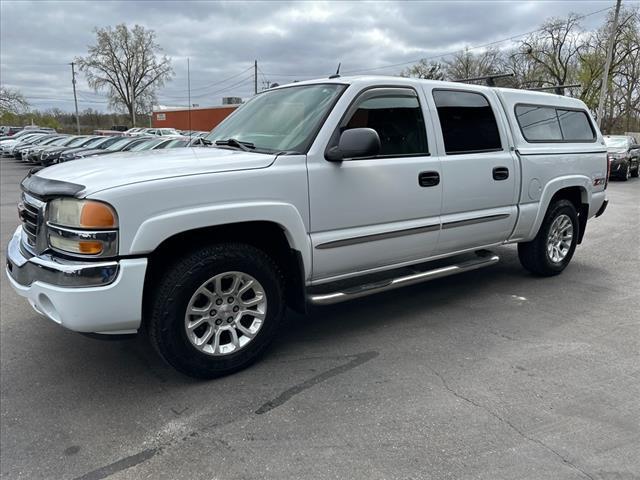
[307, 250, 500, 306]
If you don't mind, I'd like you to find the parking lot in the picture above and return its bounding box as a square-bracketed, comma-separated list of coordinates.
[0, 156, 638, 479]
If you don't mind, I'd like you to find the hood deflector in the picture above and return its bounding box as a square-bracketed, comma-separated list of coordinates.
[21, 169, 85, 200]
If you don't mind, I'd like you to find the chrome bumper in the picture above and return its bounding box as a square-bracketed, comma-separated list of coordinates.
[6, 227, 119, 288]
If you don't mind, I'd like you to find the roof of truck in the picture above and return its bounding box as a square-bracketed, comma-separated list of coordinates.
[274, 75, 589, 110]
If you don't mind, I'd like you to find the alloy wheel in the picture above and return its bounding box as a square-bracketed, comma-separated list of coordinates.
[184, 271, 267, 356]
[546, 214, 573, 263]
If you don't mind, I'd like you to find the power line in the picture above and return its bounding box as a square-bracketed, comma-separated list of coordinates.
[264, 4, 615, 78]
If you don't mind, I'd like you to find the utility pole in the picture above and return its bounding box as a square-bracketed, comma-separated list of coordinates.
[597, 0, 622, 130]
[187, 57, 192, 137]
[254, 59, 258, 95]
[70, 62, 80, 134]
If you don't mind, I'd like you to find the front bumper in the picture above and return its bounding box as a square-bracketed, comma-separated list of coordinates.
[6, 226, 147, 334]
[608, 159, 628, 177]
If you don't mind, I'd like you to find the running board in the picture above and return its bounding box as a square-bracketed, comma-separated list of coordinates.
[307, 250, 500, 306]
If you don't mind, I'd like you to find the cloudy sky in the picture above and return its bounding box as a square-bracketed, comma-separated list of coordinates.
[0, 0, 623, 112]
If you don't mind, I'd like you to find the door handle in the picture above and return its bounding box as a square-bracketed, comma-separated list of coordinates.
[492, 166, 509, 181]
[418, 171, 440, 187]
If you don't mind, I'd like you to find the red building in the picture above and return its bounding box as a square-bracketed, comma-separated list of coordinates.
[152, 105, 239, 131]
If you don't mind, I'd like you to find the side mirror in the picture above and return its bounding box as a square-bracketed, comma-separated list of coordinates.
[326, 128, 381, 161]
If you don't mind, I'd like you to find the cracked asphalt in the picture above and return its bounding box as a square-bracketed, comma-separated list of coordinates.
[1, 157, 639, 480]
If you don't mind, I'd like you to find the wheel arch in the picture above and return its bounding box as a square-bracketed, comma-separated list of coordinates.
[528, 177, 591, 244]
[141, 220, 309, 323]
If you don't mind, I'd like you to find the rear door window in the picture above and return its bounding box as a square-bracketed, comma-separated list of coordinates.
[432, 90, 502, 154]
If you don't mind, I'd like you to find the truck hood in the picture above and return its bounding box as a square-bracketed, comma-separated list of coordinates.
[33, 147, 277, 196]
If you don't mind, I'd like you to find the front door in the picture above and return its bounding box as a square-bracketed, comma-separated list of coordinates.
[307, 86, 442, 283]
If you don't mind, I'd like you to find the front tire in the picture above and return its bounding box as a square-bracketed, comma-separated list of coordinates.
[631, 160, 639, 178]
[621, 163, 631, 181]
[147, 243, 285, 379]
[518, 200, 578, 276]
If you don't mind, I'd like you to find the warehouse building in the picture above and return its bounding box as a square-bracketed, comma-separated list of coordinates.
[152, 104, 239, 131]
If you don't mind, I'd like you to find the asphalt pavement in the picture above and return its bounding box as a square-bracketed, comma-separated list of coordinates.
[1, 156, 638, 480]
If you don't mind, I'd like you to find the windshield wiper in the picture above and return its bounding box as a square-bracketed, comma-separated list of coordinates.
[214, 138, 255, 151]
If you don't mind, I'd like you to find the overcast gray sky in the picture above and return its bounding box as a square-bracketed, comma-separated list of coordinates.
[0, 0, 625, 112]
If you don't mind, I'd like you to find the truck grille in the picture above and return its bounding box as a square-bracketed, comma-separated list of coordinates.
[18, 193, 43, 250]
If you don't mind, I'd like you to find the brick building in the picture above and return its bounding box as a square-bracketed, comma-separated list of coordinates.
[152, 105, 239, 131]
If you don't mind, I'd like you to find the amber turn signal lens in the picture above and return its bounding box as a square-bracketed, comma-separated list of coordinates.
[78, 241, 104, 254]
[80, 202, 117, 228]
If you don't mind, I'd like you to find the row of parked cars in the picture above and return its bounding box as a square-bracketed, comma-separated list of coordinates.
[124, 127, 208, 138]
[0, 130, 195, 166]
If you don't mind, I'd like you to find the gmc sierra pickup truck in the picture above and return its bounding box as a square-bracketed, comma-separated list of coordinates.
[6, 76, 609, 378]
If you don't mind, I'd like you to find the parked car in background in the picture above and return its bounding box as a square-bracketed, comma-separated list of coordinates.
[79, 136, 152, 158]
[124, 127, 144, 136]
[22, 126, 56, 134]
[140, 128, 182, 137]
[604, 135, 639, 180]
[40, 136, 98, 166]
[0, 129, 54, 143]
[56, 135, 125, 163]
[24, 135, 77, 163]
[125, 137, 177, 151]
[0, 133, 49, 155]
[2, 126, 24, 136]
[10, 134, 60, 159]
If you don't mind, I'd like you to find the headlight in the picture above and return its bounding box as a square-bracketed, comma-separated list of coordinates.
[47, 199, 118, 256]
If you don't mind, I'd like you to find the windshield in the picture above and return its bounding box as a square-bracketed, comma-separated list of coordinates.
[130, 139, 164, 151]
[105, 138, 135, 151]
[33, 136, 57, 145]
[66, 136, 89, 147]
[87, 136, 121, 149]
[205, 83, 346, 153]
[604, 136, 629, 148]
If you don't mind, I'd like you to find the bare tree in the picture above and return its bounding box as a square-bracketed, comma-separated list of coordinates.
[77, 24, 173, 126]
[520, 14, 584, 87]
[401, 59, 446, 80]
[445, 47, 503, 81]
[0, 86, 29, 114]
[579, 7, 639, 131]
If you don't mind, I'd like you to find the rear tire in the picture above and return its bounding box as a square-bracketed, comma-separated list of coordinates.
[147, 243, 285, 379]
[518, 200, 578, 277]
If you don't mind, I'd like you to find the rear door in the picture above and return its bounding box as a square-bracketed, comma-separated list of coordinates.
[425, 88, 518, 255]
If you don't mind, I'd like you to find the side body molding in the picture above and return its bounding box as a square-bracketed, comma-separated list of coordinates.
[128, 201, 312, 280]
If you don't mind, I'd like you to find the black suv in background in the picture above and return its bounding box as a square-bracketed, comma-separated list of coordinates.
[604, 135, 640, 181]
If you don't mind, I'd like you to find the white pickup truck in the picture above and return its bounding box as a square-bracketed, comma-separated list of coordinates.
[6, 76, 609, 378]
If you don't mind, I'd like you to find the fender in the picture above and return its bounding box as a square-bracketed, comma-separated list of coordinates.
[128, 201, 312, 280]
[525, 175, 591, 240]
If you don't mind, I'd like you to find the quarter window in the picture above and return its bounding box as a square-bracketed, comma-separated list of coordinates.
[515, 106, 562, 141]
[557, 109, 595, 141]
[433, 90, 502, 154]
[343, 90, 429, 156]
[515, 105, 595, 142]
